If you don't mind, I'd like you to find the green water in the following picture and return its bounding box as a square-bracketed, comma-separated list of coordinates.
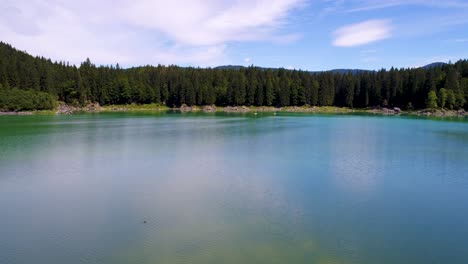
[1, 112, 468, 264]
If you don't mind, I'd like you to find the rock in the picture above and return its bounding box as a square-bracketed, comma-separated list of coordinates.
[180, 104, 192, 112]
[256, 106, 279, 112]
[56, 102, 103, 114]
[382, 108, 395, 114]
[224, 106, 250, 113]
[393, 107, 401, 113]
[202, 105, 217, 113]
[0, 111, 33, 115]
[224, 106, 235, 112]
[56, 102, 76, 114]
[284, 106, 301, 112]
[86, 102, 101, 112]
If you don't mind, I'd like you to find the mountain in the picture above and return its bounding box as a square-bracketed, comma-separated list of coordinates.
[214, 65, 245, 70]
[215, 65, 372, 74]
[215, 62, 448, 73]
[327, 69, 372, 74]
[421, 62, 447, 69]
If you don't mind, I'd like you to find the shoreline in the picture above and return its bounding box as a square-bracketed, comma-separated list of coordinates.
[105, 104, 468, 118]
[2, 104, 467, 118]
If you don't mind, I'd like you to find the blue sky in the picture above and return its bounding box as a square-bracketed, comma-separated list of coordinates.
[1, 0, 467, 70]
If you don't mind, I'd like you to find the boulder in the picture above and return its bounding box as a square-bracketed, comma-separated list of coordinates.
[180, 104, 192, 112]
[202, 105, 217, 113]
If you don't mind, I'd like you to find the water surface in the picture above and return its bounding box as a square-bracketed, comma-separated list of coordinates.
[1, 112, 468, 264]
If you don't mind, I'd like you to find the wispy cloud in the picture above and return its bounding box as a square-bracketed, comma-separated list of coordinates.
[0, 0, 304, 66]
[332, 19, 393, 47]
[320, 0, 468, 14]
[345, 0, 468, 12]
[319, 0, 344, 17]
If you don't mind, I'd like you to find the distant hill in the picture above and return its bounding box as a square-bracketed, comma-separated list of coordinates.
[327, 69, 372, 74]
[215, 63, 449, 74]
[214, 65, 245, 70]
[215, 65, 372, 74]
[421, 62, 447, 69]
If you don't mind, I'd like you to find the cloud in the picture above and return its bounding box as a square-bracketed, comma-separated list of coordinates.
[345, 0, 468, 12]
[319, 0, 345, 16]
[244, 58, 252, 63]
[0, 0, 304, 67]
[332, 19, 392, 47]
[125, 0, 304, 46]
[320, 0, 468, 14]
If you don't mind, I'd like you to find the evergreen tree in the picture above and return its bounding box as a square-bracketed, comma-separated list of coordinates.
[438, 88, 447, 108]
[426, 91, 438, 109]
[1, 42, 468, 111]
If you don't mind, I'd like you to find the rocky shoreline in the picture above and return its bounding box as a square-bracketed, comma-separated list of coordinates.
[56, 102, 102, 114]
[0, 111, 33, 115]
[415, 108, 467, 117]
[3, 102, 464, 118]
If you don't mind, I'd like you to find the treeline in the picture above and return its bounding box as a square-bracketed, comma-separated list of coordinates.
[0, 87, 57, 111]
[1, 42, 467, 110]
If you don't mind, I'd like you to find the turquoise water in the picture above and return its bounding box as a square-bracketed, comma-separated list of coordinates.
[1, 112, 468, 264]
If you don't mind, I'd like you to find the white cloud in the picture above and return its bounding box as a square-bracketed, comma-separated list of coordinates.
[244, 58, 252, 63]
[124, 0, 304, 46]
[0, 0, 304, 67]
[332, 19, 392, 47]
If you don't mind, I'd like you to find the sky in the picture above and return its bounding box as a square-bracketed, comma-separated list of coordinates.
[0, 0, 467, 70]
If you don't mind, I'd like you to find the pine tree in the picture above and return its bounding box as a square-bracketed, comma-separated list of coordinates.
[438, 88, 447, 108]
[426, 90, 438, 109]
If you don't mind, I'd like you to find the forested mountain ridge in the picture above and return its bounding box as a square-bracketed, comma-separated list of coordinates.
[0, 41, 467, 111]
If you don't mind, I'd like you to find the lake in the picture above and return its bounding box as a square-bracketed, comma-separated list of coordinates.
[1, 112, 468, 264]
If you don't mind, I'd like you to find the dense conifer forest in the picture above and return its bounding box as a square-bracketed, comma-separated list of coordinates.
[1, 42, 467, 111]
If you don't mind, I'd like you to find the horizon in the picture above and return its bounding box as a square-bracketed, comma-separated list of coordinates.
[1, 41, 460, 72]
[1, 0, 468, 70]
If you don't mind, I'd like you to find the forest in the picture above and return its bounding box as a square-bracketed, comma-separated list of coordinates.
[1, 42, 467, 111]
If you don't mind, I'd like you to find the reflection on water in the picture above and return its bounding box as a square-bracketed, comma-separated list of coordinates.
[0, 113, 468, 264]
[329, 119, 381, 196]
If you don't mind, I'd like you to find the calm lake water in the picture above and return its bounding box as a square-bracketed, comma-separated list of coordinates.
[1, 112, 468, 264]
